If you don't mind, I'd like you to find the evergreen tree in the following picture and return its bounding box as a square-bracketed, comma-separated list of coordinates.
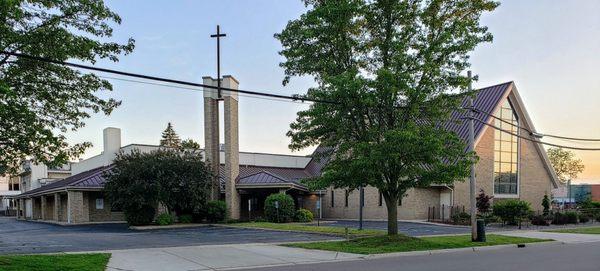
[159, 122, 181, 148]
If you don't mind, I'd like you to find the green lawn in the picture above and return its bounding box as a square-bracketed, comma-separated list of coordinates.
[230, 222, 385, 237]
[285, 234, 551, 254]
[0, 253, 110, 271]
[547, 227, 600, 234]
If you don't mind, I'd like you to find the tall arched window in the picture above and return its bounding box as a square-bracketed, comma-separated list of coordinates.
[493, 98, 519, 195]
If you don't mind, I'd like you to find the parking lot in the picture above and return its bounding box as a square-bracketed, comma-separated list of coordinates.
[0, 217, 335, 255]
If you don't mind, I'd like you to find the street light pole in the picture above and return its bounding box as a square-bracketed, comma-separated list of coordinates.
[467, 70, 478, 242]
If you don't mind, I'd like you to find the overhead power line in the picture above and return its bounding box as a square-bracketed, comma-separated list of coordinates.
[470, 107, 600, 142]
[5, 51, 600, 148]
[0, 51, 336, 105]
[469, 117, 600, 151]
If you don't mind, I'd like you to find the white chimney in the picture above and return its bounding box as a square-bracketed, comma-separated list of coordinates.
[103, 127, 121, 155]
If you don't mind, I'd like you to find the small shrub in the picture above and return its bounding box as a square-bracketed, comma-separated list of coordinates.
[476, 190, 493, 214]
[252, 216, 267, 222]
[264, 193, 295, 223]
[552, 212, 568, 225]
[579, 214, 590, 223]
[530, 214, 550, 226]
[295, 209, 314, 222]
[178, 214, 193, 224]
[493, 200, 532, 225]
[124, 205, 156, 226]
[452, 212, 471, 225]
[205, 201, 227, 223]
[542, 195, 551, 216]
[595, 213, 600, 222]
[156, 213, 175, 226]
[565, 211, 579, 224]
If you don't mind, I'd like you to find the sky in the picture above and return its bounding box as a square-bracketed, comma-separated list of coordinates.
[66, 0, 600, 183]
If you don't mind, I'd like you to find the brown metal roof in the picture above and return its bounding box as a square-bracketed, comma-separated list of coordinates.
[18, 165, 112, 197]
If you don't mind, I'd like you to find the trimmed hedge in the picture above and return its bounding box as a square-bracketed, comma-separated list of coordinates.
[492, 199, 531, 225]
[295, 208, 314, 222]
[264, 193, 295, 223]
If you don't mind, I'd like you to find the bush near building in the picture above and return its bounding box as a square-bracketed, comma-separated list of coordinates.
[105, 149, 212, 226]
[205, 201, 227, 223]
[295, 208, 314, 222]
[493, 200, 532, 225]
[264, 193, 295, 223]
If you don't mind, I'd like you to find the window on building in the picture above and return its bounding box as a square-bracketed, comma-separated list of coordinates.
[95, 198, 104, 210]
[344, 190, 349, 207]
[493, 98, 519, 195]
[8, 178, 19, 191]
[378, 192, 383, 206]
[330, 190, 335, 207]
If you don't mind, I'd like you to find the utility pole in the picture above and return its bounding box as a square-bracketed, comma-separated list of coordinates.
[359, 185, 364, 230]
[467, 70, 478, 241]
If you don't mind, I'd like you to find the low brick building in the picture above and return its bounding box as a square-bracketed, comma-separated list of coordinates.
[15, 165, 124, 223]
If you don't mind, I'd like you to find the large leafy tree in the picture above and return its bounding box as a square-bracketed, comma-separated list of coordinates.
[277, 0, 498, 235]
[105, 149, 212, 225]
[0, 0, 134, 173]
[547, 147, 585, 184]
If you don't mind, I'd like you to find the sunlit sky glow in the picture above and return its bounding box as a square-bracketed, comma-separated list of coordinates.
[65, 0, 600, 183]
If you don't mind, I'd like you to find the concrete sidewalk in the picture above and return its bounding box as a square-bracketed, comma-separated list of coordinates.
[105, 243, 363, 271]
[496, 230, 600, 243]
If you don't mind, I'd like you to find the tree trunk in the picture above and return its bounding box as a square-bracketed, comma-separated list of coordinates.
[384, 195, 398, 235]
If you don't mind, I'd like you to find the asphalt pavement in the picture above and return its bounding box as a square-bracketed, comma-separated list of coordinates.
[0, 217, 335, 254]
[243, 240, 600, 271]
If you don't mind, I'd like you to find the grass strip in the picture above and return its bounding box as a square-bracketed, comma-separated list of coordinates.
[285, 234, 551, 254]
[546, 227, 600, 234]
[0, 253, 111, 271]
[229, 222, 385, 236]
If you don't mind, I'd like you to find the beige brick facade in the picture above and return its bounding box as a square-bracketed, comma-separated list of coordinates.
[87, 191, 125, 222]
[320, 186, 442, 220]
[223, 76, 241, 220]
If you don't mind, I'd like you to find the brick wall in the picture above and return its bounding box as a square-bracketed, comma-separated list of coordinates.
[453, 114, 553, 212]
[87, 191, 125, 222]
[321, 186, 441, 220]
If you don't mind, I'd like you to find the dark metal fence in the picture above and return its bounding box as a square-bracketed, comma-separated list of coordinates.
[427, 205, 466, 223]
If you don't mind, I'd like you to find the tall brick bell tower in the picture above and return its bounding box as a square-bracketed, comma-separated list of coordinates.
[203, 75, 241, 220]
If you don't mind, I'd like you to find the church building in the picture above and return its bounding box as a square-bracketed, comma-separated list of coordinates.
[15, 75, 558, 223]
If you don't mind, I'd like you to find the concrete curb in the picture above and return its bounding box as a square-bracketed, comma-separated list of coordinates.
[363, 240, 561, 259]
[129, 223, 210, 231]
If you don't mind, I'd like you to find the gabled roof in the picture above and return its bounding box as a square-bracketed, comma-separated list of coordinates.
[18, 165, 112, 198]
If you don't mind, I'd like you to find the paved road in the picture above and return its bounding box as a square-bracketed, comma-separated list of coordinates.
[324, 220, 472, 236]
[0, 217, 335, 255]
[244, 240, 600, 271]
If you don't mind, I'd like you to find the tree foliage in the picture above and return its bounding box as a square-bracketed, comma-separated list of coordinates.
[104, 149, 212, 225]
[181, 139, 201, 150]
[547, 147, 585, 184]
[0, 0, 134, 173]
[276, 0, 498, 234]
